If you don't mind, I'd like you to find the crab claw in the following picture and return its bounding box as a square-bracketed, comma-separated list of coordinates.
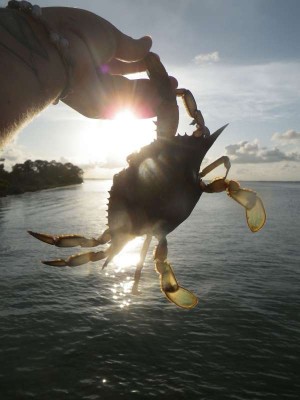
[42, 250, 107, 267]
[28, 230, 57, 245]
[155, 261, 198, 309]
[43, 259, 68, 267]
[226, 180, 266, 232]
[28, 230, 111, 247]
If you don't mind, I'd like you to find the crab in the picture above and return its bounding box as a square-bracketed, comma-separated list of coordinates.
[29, 53, 266, 309]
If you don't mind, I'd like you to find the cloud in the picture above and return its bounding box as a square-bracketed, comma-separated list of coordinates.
[194, 51, 220, 65]
[272, 129, 300, 142]
[79, 155, 125, 171]
[225, 139, 300, 164]
[78, 155, 126, 179]
[226, 141, 260, 156]
[173, 61, 300, 125]
[0, 142, 33, 170]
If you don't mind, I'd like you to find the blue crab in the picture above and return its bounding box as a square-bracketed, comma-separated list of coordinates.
[29, 53, 266, 309]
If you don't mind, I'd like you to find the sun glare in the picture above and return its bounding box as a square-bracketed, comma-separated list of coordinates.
[111, 109, 155, 154]
[106, 236, 147, 309]
[114, 109, 136, 122]
[113, 237, 145, 270]
[78, 109, 156, 174]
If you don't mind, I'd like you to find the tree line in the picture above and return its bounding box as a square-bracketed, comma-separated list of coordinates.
[0, 160, 83, 197]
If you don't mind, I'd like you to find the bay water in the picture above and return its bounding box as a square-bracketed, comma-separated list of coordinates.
[0, 181, 299, 399]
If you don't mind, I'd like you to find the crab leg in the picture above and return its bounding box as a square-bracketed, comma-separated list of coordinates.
[145, 53, 179, 138]
[176, 88, 207, 137]
[42, 250, 107, 267]
[200, 156, 266, 231]
[225, 180, 266, 232]
[201, 177, 266, 232]
[200, 156, 231, 180]
[132, 235, 152, 295]
[28, 229, 111, 248]
[154, 238, 198, 309]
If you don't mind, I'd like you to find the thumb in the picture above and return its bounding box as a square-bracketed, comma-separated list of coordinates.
[114, 33, 152, 62]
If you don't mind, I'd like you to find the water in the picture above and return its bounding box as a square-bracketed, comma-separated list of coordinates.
[0, 181, 299, 399]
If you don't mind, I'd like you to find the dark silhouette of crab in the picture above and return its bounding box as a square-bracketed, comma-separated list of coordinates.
[29, 53, 266, 309]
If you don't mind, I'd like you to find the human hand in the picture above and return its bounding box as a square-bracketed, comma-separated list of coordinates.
[42, 7, 177, 119]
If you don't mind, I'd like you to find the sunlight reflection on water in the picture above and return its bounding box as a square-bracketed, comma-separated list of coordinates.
[113, 237, 144, 269]
[107, 237, 146, 309]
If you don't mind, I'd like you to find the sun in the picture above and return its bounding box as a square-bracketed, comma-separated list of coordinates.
[78, 109, 156, 169]
[111, 109, 155, 153]
[114, 109, 136, 122]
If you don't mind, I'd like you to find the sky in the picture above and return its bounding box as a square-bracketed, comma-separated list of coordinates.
[1, 0, 300, 180]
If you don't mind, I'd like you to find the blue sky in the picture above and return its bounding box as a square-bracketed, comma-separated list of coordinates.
[1, 0, 300, 180]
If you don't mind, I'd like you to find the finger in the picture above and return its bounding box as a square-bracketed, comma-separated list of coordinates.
[95, 74, 163, 119]
[113, 75, 177, 118]
[169, 76, 179, 90]
[107, 59, 148, 75]
[114, 33, 152, 62]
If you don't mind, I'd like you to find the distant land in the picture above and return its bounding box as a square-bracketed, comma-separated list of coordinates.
[0, 160, 83, 197]
[84, 178, 300, 183]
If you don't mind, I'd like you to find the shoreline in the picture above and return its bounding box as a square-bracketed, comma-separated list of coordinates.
[0, 181, 83, 198]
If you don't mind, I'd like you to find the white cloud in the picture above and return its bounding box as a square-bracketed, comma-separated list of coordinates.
[225, 139, 300, 164]
[79, 156, 125, 171]
[0, 141, 33, 170]
[173, 61, 300, 125]
[272, 129, 300, 142]
[78, 155, 126, 179]
[194, 51, 220, 65]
